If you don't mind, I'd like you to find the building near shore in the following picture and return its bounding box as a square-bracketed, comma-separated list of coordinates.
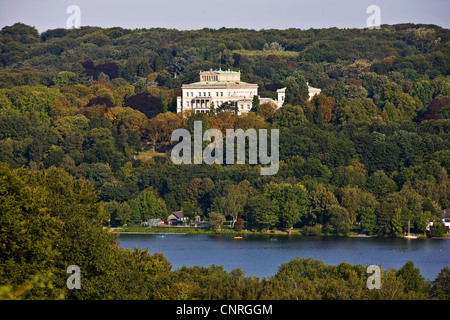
[176, 69, 321, 115]
[427, 209, 450, 231]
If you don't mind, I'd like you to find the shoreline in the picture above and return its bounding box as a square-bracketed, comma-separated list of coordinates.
[118, 232, 187, 235]
[111, 228, 448, 239]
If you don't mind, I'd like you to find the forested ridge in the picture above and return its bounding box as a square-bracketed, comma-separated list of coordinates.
[0, 22, 449, 300]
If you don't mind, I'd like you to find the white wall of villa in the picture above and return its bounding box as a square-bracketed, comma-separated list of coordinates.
[177, 69, 320, 115]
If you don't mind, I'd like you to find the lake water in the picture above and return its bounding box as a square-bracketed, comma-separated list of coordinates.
[118, 234, 450, 281]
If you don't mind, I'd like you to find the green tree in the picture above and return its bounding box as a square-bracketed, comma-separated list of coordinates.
[332, 159, 367, 188]
[396, 261, 427, 295]
[247, 194, 278, 231]
[284, 75, 308, 106]
[366, 170, 397, 198]
[129, 187, 167, 223]
[359, 194, 378, 235]
[272, 104, 308, 128]
[104, 201, 131, 226]
[251, 95, 260, 112]
[333, 98, 378, 124]
[182, 201, 196, 220]
[0, 163, 64, 298]
[209, 212, 226, 233]
[159, 90, 168, 113]
[53, 71, 80, 87]
[0, 163, 164, 300]
[413, 80, 433, 107]
[332, 79, 346, 104]
[276, 257, 328, 282]
[430, 266, 450, 300]
[136, 60, 152, 78]
[429, 214, 446, 238]
[83, 127, 122, 169]
[391, 208, 404, 236]
[324, 205, 353, 235]
[263, 182, 310, 234]
[309, 184, 339, 226]
[219, 180, 255, 228]
[3, 85, 60, 123]
[416, 211, 431, 235]
[375, 194, 407, 236]
[134, 78, 148, 94]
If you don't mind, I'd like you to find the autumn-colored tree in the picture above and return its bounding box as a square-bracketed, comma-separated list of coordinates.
[208, 112, 236, 135]
[310, 93, 335, 124]
[109, 107, 147, 131]
[49, 95, 77, 118]
[257, 101, 277, 120]
[419, 96, 450, 121]
[234, 112, 267, 130]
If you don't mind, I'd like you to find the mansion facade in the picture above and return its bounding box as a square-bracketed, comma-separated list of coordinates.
[176, 69, 321, 115]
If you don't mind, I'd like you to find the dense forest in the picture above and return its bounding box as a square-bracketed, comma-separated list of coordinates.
[0, 22, 449, 299]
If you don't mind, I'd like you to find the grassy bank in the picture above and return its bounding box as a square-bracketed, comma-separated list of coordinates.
[113, 225, 301, 235]
[111, 225, 447, 239]
[115, 225, 250, 235]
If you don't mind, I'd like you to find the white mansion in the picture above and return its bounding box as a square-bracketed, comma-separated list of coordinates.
[176, 69, 321, 115]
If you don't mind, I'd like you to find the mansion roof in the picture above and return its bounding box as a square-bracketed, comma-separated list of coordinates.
[276, 84, 321, 93]
[200, 69, 240, 74]
[182, 81, 257, 88]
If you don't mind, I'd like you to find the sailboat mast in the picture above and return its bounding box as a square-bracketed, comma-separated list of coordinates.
[408, 220, 410, 236]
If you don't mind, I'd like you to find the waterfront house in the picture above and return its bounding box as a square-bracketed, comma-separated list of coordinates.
[167, 211, 187, 225]
[442, 209, 450, 228]
[426, 209, 450, 231]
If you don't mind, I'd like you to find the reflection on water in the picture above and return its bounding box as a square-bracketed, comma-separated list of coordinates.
[119, 234, 450, 280]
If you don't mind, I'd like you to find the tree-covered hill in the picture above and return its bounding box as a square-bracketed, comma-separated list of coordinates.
[1, 23, 449, 92]
[0, 22, 449, 237]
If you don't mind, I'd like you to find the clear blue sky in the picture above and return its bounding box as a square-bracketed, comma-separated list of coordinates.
[0, 0, 449, 33]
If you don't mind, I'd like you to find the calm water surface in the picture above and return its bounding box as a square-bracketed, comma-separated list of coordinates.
[119, 234, 449, 281]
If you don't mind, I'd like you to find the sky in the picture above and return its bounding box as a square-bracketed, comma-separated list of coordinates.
[0, 0, 449, 33]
